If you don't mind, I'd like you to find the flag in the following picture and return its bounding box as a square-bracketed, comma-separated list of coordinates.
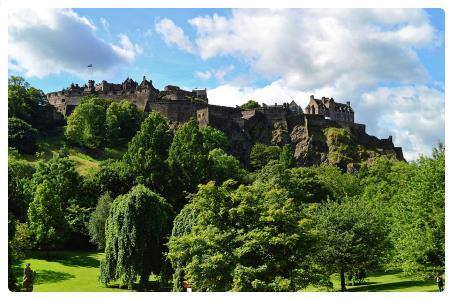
[87, 64, 93, 67]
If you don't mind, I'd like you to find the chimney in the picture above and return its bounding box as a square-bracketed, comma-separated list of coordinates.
[346, 101, 351, 107]
[310, 95, 314, 101]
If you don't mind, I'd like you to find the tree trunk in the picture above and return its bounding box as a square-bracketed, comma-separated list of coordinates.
[340, 269, 346, 291]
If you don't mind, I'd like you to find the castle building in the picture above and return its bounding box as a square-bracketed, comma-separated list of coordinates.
[46, 76, 404, 166]
[304, 95, 354, 123]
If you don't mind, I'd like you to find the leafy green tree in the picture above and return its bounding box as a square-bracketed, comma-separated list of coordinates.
[100, 185, 173, 290]
[123, 112, 171, 195]
[313, 165, 361, 200]
[91, 160, 134, 198]
[65, 97, 107, 149]
[240, 100, 261, 109]
[31, 157, 81, 206]
[8, 117, 38, 154]
[279, 144, 295, 168]
[105, 101, 143, 145]
[309, 197, 389, 291]
[168, 180, 324, 291]
[389, 143, 445, 277]
[88, 192, 113, 250]
[105, 103, 121, 145]
[8, 156, 35, 221]
[167, 119, 208, 206]
[208, 148, 246, 184]
[28, 180, 70, 250]
[256, 161, 330, 203]
[8, 76, 56, 129]
[200, 126, 229, 152]
[250, 143, 281, 170]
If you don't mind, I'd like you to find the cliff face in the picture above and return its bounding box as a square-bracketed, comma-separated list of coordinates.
[204, 112, 404, 172]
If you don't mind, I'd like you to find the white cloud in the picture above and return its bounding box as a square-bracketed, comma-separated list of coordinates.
[186, 9, 437, 91]
[155, 18, 195, 53]
[8, 8, 141, 78]
[195, 70, 212, 80]
[195, 65, 235, 82]
[357, 85, 444, 161]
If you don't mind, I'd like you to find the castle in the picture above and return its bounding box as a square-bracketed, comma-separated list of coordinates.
[47, 76, 404, 168]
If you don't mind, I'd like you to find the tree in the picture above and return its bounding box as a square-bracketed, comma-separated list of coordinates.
[88, 192, 113, 250]
[309, 197, 389, 291]
[28, 180, 70, 250]
[167, 119, 208, 207]
[389, 143, 445, 277]
[100, 185, 173, 290]
[105, 101, 143, 145]
[250, 143, 281, 170]
[8, 117, 38, 154]
[8, 156, 35, 221]
[200, 126, 229, 152]
[240, 100, 261, 109]
[65, 97, 107, 149]
[256, 161, 330, 203]
[279, 144, 295, 168]
[31, 157, 81, 206]
[8, 76, 56, 129]
[208, 148, 247, 184]
[168, 180, 325, 291]
[90, 160, 134, 198]
[123, 112, 171, 195]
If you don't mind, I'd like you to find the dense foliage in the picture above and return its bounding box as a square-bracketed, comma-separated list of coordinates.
[88, 192, 113, 250]
[100, 185, 173, 289]
[309, 197, 389, 291]
[8, 76, 57, 129]
[8, 117, 38, 154]
[65, 97, 143, 148]
[250, 143, 281, 170]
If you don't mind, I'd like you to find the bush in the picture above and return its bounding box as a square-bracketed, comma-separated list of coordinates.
[8, 117, 38, 154]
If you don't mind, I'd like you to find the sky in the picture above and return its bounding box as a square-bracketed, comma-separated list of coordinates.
[8, 8, 445, 161]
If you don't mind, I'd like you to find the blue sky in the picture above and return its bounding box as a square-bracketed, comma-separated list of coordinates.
[8, 8, 445, 160]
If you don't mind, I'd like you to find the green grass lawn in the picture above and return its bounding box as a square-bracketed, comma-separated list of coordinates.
[305, 271, 439, 292]
[13, 251, 131, 292]
[13, 250, 440, 292]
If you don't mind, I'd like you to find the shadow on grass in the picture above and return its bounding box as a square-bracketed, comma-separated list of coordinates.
[348, 280, 435, 292]
[34, 270, 75, 285]
[28, 251, 100, 268]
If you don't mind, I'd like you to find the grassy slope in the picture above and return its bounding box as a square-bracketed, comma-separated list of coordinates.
[18, 127, 126, 175]
[13, 251, 130, 292]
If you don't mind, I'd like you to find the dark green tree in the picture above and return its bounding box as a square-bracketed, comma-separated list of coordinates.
[8, 156, 35, 221]
[200, 126, 229, 152]
[8, 117, 38, 154]
[250, 143, 281, 170]
[8, 76, 56, 129]
[279, 144, 295, 168]
[123, 112, 171, 195]
[167, 119, 208, 207]
[208, 148, 247, 184]
[100, 185, 173, 290]
[309, 197, 389, 291]
[88, 192, 113, 250]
